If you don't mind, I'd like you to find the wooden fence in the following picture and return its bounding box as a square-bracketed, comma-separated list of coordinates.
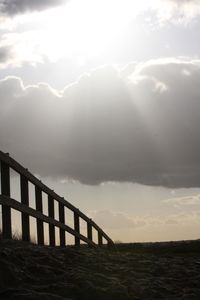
[0, 150, 114, 247]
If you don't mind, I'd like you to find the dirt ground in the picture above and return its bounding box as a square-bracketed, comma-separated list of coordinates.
[0, 239, 200, 300]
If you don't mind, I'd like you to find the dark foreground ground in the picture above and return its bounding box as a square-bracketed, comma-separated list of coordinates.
[0, 239, 200, 300]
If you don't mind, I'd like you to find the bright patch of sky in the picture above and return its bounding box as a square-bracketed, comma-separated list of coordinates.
[0, 1, 200, 88]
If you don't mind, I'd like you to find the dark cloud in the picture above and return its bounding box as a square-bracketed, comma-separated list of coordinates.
[0, 0, 67, 16]
[1, 60, 200, 187]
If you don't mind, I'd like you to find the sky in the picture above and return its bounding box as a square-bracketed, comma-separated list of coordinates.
[1, 0, 200, 243]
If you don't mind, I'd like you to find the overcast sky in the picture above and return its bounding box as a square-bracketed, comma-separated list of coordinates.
[1, 0, 200, 243]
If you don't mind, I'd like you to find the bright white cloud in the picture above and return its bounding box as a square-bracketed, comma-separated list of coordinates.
[148, 0, 200, 23]
[0, 0, 199, 20]
[163, 195, 200, 206]
[0, 1, 143, 66]
[0, 0, 199, 67]
[0, 31, 46, 68]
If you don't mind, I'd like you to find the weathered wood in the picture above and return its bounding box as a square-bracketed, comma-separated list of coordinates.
[74, 212, 80, 246]
[59, 202, 65, 246]
[87, 222, 93, 244]
[20, 175, 30, 242]
[1, 161, 12, 239]
[98, 232, 103, 246]
[48, 195, 55, 246]
[0, 195, 96, 246]
[35, 186, 44, 245]
[0, 151, 114, 245]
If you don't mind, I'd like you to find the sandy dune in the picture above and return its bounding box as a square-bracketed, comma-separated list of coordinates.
[0, 239, 200, 299]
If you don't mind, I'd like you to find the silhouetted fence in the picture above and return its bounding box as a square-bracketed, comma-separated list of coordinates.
[0, 151, 114, 247]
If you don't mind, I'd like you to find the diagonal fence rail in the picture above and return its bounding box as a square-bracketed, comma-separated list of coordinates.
[0, 151, 114, 247]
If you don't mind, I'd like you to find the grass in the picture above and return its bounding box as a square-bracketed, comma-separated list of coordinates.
[114, 239, 200, 254]
[0, 238, 200, 299]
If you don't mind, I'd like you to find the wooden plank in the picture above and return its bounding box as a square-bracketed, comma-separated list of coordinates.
[87, 222, 93, 245]
[59, 202, 65, 246]
[74, 212, 80, 246]
[1, 161, 12, 239]
[0, 151, 114, 245]
[35, 186, 44, 245]
[20, 175, 30, 242]
[48, 195, 55, 246]
[0, 195, 96, 246]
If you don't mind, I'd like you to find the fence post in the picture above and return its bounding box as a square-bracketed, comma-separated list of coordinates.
[74, 212, 80, 246]
[20, 175, 30, 242]
[1, 161, 12, 239]
[59, 202, 65, 246]
[48, 195, 55, 246]
[87, 222, 92, 245]
[35, 186, 44, 245]
[98, 232, 103, 246]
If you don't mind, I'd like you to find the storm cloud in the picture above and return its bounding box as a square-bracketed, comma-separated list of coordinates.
[0, 0, 67, 16]
[1, 59, 200, 187]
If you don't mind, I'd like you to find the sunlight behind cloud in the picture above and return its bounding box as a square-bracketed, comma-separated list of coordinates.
[1, 0, 199, 67]
[0, 0, 150, 66]
[40, 0, 149, 60]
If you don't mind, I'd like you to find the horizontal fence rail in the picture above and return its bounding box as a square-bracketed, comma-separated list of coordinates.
[0, 151, 114, 247]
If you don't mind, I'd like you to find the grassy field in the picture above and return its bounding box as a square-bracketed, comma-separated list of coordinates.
[0, 238, 200, 299]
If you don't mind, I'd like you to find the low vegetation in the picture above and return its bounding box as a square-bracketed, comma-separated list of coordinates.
[0, 238, 200, 299]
